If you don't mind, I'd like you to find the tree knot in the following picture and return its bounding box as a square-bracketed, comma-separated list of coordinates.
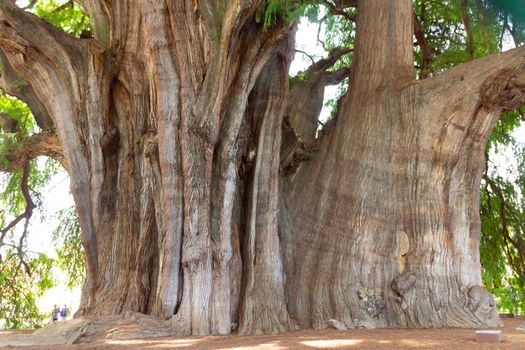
[480, 65, 525, 112]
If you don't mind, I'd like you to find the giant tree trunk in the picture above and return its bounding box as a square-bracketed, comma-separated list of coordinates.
[282, 0, 525, 329]
[0, 0, 294, 336]
[1, 0, 525, 338]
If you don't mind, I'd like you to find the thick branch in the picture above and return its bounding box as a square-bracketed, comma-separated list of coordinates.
[350, 0, 415, 92]
[324, 67, 351, 85]
[0, 1, 88, 107]
[0, 1, 86, 56]
[423, 45, 525, 114]
[282, 48, 351, 156]
[305, 47, 352, 74]
[0, 131, 64, 173]
[0, 51, 53, 130]
[75, 0, 111, 46]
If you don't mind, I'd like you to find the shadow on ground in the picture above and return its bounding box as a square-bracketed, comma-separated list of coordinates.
[1, 317, 524, 349]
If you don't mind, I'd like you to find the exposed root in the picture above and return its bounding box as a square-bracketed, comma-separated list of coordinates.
[0, 314, 176, 347]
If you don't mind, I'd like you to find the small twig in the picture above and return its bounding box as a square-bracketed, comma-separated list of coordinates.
[320, 0, 356, 22]
[295, 49, 316, 65]
[316, 22, 329, 52]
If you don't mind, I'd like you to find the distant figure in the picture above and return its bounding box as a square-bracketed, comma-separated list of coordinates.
[60, 304, 70, 321]
[51, 304, 60, 322]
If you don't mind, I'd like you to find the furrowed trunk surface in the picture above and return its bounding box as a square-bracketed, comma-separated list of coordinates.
[282, 0, 524, 330]
[1, 0, 525, 338]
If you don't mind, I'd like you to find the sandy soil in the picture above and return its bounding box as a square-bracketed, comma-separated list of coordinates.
[1, 317, 523, 349]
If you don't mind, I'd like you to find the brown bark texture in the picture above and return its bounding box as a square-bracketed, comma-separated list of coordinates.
[1, 0, 524, 337]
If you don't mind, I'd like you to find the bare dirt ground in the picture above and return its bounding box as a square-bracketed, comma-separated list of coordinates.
[1, 317, 524, 349]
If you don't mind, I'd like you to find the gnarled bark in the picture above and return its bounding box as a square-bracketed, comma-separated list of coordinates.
[1, 0, 523, 338]
[0, 0, 294, 336]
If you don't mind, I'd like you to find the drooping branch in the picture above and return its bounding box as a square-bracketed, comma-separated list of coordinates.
[482, 173, 525, 280]
[0, 158, 35, 246]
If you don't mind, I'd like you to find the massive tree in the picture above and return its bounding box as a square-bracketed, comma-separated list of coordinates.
[0, 0, 524, 337]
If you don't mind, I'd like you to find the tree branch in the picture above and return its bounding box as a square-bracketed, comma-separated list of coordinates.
[295, 49, 315, 65]
[324, 67, 351, 85]
[0, 131, 64, 173]
[334, 0, 358, 7]
[423, 45, 525, 114]
[482, 173, 525, 279]
[75, 0, 112, 46]
[460, 0, 474, 59]
[282, 51, 351, 159]
[305, 47, 352, 74]
[0, 112, 19, 133]
[0, 51, 53, 130]
[321, 0, 356, 22]
[414, 12, 434, 79]
[0, 1, 88, 111]
[0, 159, 35, 246]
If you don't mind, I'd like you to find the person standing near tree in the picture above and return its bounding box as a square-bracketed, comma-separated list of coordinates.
[60, 304, 69, 321]
[51, 305, 59, 322]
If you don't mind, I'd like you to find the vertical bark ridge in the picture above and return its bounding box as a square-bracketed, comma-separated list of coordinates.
[238, 36, 295, 335]
[210, 23, 292, 334]
[350, 0, 415, 94]
[137, 0, 184, 321]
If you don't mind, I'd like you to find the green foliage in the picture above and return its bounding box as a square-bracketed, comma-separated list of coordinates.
[0, 92, 65, 329]
[0, 1, 92, 328]
[485, 0, 525, 24]
[52, 208, 84, 289]
[30, 0, 91, 37]
[480, 107, 525, 314]
[0, 250, 54, 329]
[260, 0, 315, 30]
[0, 94, 35, 168]
[413, 0, 507, 76]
